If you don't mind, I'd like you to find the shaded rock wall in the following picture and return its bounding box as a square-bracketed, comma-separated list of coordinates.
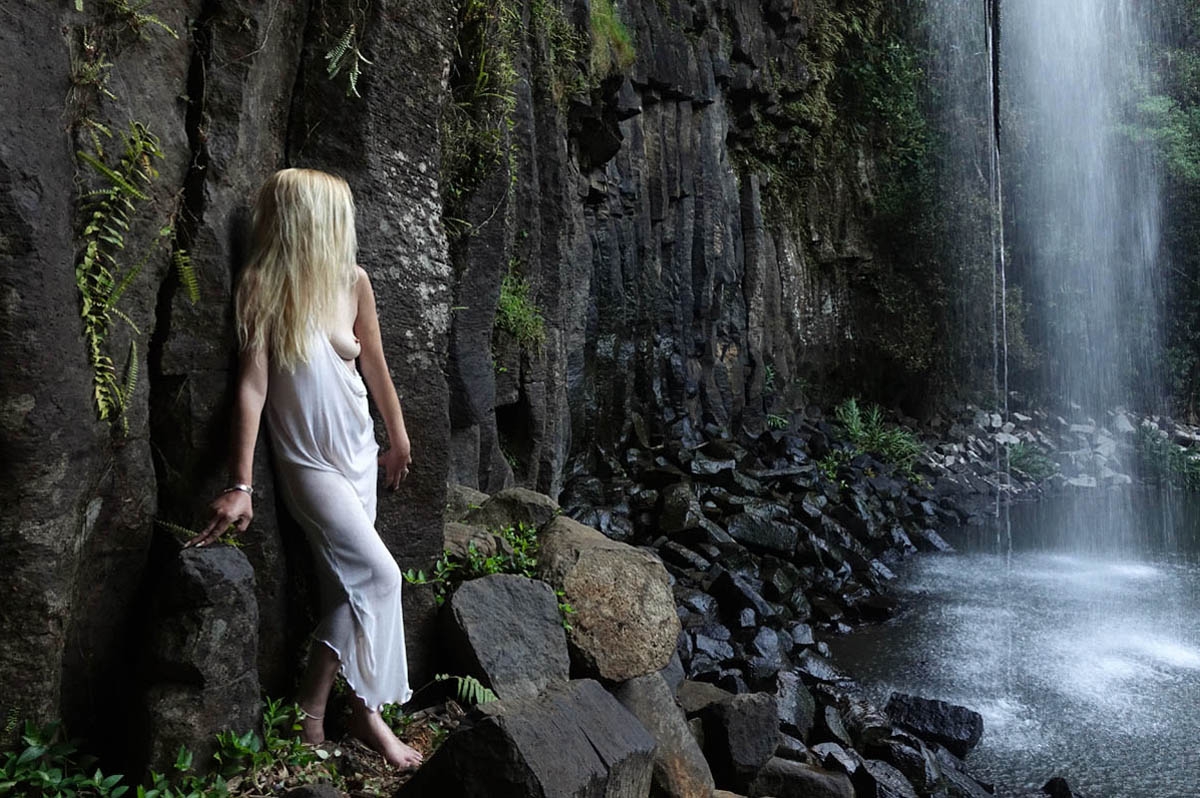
[0, 0, 450, 756]
[444, 0, 898, 498]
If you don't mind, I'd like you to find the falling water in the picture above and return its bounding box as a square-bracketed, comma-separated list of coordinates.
[1002, 0, 1163, 411]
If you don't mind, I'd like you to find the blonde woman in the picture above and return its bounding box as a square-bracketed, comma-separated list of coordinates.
[186, 169, 422, 770]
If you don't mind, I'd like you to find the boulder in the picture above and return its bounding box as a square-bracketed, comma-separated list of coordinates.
[139, 548, 260, 772]
[538, 516, 681, 681]
[852, 758, 919, 798]
[699, 692, 779, 790]
[446, 574, 570, 700]
[725, 513, 800, 556]
[446, 483, 490, 522]
[747, 758, 854, 798]
[660, 483, 705, 533]
[612, 672, 716, 797]
[677, 679, 735, 717]
[396, 680, 655, 798]
[465, 487, 561, 532]
[443, 521, 498, 558]
[885, 693, 984, 758]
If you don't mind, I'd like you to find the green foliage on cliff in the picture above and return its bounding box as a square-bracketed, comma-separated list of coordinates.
[403, 521, 541, 605]
[833, 397, 923, 477]
[495, 269, 546, 348]
[1134, 424, 1200, 489]
[589, 0, 635, 80]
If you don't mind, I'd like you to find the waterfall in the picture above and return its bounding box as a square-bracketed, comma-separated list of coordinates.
[1002, 0, 1163, 412]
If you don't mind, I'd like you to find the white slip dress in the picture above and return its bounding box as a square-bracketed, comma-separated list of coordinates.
[265, 329, 413, 711]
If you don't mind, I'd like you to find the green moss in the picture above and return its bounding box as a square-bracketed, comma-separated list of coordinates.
[495, 270, 546, 348]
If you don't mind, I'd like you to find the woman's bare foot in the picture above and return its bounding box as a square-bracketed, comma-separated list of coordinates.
[349, 707, 423, 770]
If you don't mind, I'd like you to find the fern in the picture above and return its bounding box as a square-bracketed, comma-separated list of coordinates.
[75, 121, 168, 428]
[324, 24, 373, 98]
[174, 249, 199, 303]
[434, 674, 497, 706]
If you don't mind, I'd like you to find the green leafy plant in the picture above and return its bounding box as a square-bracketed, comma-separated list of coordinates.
[495, 271, 546, 349]
[324, 23, 373, 97]
[554, 589, 576, 631]
[588, 0, 635, 80]
[0, 721, 128, 798]
[434, 674, 498, 706]
[766, 413, 789, 430]
[1006, 442, 1058, 481]
[100, 0, 179, 39]
[404, 522, 541, 606]
[833, 397, 923, 478]
[1135, 424, 1200, 490]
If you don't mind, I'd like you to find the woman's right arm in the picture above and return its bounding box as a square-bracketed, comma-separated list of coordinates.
[186, 346, 269, 548]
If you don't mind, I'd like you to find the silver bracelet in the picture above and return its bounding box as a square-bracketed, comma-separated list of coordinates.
[223, 483, 254, 497]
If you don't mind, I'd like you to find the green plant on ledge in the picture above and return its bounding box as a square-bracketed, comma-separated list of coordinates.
[833, 397, 923, 479]
[403, 521, 540, 605]
[588, 0, 635, 82]
[1006, 442, 1058, 481]
[495, 270, 546, 350]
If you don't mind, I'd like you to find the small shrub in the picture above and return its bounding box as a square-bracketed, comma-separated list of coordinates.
[1135, 424, 1200, 489]
[1007, 442, 1058, 480]
[766, 413, 789, 430]
[833, 397, 923, 478]
[404, 522, 540, 605]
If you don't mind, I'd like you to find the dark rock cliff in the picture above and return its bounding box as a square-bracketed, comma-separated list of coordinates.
[0, 0, 925, 763]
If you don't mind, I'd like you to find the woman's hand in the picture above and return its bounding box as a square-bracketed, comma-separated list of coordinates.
[378, 433, 412, 491]
[186, 490, 254, 548]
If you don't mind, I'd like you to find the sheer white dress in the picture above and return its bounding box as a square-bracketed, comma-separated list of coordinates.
[265, 330, 412, 710]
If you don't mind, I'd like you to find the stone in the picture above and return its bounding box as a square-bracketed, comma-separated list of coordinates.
[747, 758, 854, 798]
[539, 516, 681, 681]
[612, 672, 716, 798]
[284, 785, 342, 798]
[885, 694, 984, 758]
[793, 650, 845, 683]
[725, 513, 800, 556]
[464, 487, 561, 532]
[660, 483, 705, 534]
[443, 521, 498, 558]
[709, 568, 779, 623]
[677, 679, 735, 717]
[700, 692, 779, 790]
[140, 548, 261, 773]
[773, 670, 816, 741]
[396, 680, 655, 797]
[446, 574, 570, 700]
[446, 483, 490, 522]
[852, 759, 919, 798]
[909, 527, 954, 553]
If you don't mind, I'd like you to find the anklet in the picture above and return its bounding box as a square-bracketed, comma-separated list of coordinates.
[299, 708, 324, 721]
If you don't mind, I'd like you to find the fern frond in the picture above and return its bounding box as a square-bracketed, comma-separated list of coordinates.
[120, 338, 139, 405]
[76, 150, 150, 200]
[325, 25, 356, 78]
[109, 306, 141, 335]
[434, 673, 498, 705]
[174, 249, 198, 303]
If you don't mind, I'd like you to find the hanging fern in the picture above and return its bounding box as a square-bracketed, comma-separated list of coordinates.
[434, 674, 497, 706]
[173, 248, 198, 302]
[324, 23, 373, 97]
[75, 120, 167, 427]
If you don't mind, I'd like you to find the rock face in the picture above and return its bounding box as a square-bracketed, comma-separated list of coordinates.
[139, 547, 261, 772]
[396, 679, 656, 797]
[446, 574, 571, 700]
[538, 516, 681, 681]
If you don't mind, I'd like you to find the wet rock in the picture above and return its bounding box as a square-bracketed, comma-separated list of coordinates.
[811, 741, 860, 776]
[747, 758, 854, 798]
[677, 679, 735, 717]
[612, 672, 716, 798]
[1043, 776, 1084, 798]
[539, 516, 680, 681]
[709, 568, 780, 622]
[885, 693, 984, 758]
[793, 649, 845, 683]
[853, 759, 919, 798]
[773, 670, 816, 740]
[931, 745, 993, 798]
[815, 705, 853, 748]
[397, 680, 655, 797]
[864, 732, 941, 793]
[446, 574, 569, 700]
[910, 527, 954, 553]
[443, 521, 498, 558]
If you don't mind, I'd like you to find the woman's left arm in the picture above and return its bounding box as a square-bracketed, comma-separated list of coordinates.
[354, 266, 412, 490]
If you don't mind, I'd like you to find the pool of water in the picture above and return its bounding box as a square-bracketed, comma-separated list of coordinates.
[829, 492, 1200, 797]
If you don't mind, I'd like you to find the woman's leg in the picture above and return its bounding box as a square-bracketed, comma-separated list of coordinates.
[296, 641, 341, 744]
[347, 696, 423, 769]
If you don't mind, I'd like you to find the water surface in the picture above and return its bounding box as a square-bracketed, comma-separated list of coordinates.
[830, 493, 1200, 797]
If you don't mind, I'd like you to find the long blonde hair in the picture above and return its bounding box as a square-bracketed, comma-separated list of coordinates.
[236, 168, 359, 371]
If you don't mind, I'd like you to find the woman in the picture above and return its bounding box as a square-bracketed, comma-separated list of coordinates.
[186, 168, 422, 770]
